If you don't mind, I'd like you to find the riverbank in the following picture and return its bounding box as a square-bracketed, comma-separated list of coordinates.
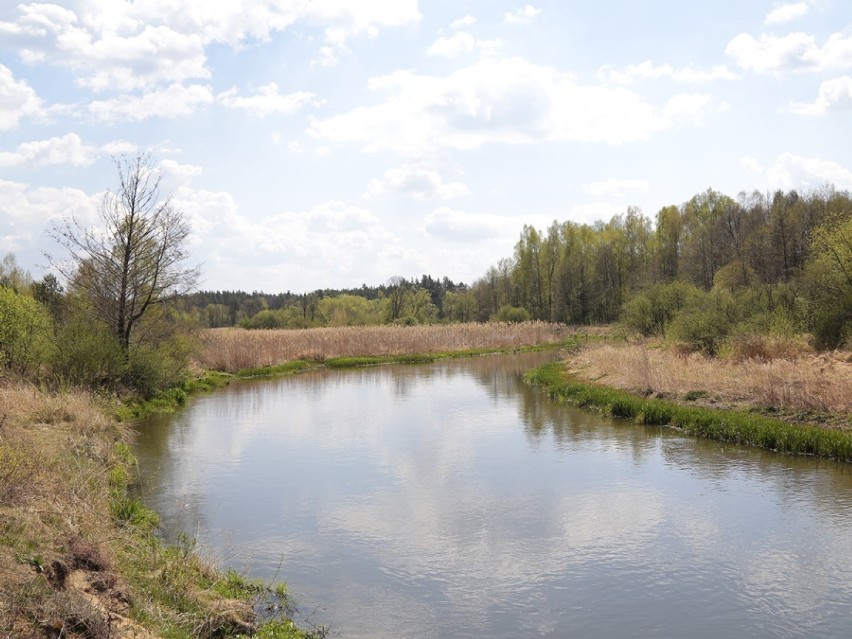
[0, 381, 323, 638]
[562, 341, 851, 429]
[526, 358, 852, 462]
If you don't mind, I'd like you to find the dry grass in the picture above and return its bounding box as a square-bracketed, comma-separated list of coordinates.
[194, 322, 580, 372]
[565, 342, 852, 419]
[0, 381, 134, 637]
[0, 380, 309, 638]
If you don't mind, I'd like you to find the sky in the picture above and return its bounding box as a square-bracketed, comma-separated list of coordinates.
[2, 0, 852, 294]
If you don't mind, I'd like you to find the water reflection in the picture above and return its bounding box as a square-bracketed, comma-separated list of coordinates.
[135, 352, 852, 638]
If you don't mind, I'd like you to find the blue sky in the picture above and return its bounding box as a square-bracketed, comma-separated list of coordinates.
[2, 1, 851, 293]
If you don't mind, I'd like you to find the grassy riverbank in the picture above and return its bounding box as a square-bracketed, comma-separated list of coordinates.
[0, 382, 323, 638]
[526, 361, 852, 462]
[562, 341, 851, 428]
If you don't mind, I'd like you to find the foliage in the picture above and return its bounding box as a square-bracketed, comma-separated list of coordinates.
[620, 281, 701, 336]
[492, 304, 531, 323]
[0, 285, 54, 376]
[803, 215, 852, 348]
[51, 313, 125, 388]
[665, 290, 734, 355]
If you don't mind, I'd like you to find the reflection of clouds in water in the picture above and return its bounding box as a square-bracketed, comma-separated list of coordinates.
[739, 538, 852, 636]
[136, 353, 852, 638]
[322, 481, 665, 630]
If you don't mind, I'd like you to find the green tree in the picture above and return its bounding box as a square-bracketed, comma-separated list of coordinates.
[804, 215, 852, 348]
[0, 286, 53, 376]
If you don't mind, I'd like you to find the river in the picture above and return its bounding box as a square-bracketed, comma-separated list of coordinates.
[135, 352, 852, 638]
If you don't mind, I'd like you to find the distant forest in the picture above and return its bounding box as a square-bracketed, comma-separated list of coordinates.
[177, 186, 851, 349]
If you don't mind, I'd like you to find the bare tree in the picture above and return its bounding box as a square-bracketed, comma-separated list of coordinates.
[48, 153, 199, 351]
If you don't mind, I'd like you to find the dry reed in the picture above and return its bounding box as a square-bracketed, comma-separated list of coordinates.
[194, 322, 577, 372]
[565, 343, 852, 416]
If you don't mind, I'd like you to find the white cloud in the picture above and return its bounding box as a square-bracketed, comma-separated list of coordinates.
[789, 75, 852, 114]
[217, 83, 319, 117]
[726, 31, 852, 73]
[663, 93, 728, 123]
[0, 179, 99, 258]
[0, 64, 43, 130]
[584, 178, 650, 198]
[0, 133, 126, 168]
[450, 15, 477, 30]
[504, 4, 541, 24]
[365, 164, 470, 200]
[599, 60, 737, 84]
[429, 32, 476, 58]
[428, 32, 502, 59]
[308, 56, 722, 153]
[765, 2, 810, 25]
[424, 208, 509, 242]
[0, 1, 421, 91]
[88, 83, 214, 121]
[158, 159, 204, 192]
[740, 152, 852, 190]
[568, 202, 623, 225]
[174, 191, 411, 290]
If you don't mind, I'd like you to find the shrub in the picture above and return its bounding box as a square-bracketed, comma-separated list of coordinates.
[620, 281, 702, 337]
[122, 337, 192, 399]
[51, 317, 125, 388]
[493, 305, 531, 323]
[0, 286, 54, 377]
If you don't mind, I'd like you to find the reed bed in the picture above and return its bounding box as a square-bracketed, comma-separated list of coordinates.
[565, 343, 852, 415]
[194, 322, 577, 373]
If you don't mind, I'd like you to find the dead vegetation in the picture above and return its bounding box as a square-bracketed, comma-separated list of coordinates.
[564, 340, 852, 427]
[0, 381, 262, 638]
[194, 322, 582, 372]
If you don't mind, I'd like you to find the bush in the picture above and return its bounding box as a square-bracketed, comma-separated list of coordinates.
[240, 309, 288, 330]
[52, 317, 125, 388]
[493, 305, 531, 323]
[812, 291, 852, 350]
[122, 337, 193, 399]
[0, 286, 54, 377]
[620, 281, 702, 337]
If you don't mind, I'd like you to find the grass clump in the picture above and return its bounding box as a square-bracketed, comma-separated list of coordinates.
[526, 362, 852, 462]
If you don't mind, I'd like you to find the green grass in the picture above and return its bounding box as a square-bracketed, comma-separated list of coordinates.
[236, 360, 316, 378]
[526, 362, 852, 462]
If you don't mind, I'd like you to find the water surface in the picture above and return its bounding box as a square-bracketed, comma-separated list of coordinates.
[135, 353, 852, 638]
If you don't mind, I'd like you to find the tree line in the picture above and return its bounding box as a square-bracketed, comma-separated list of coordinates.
[174, 274, 468, 329]
[459, 186, 850, 350]
[180, 184, 850, 350]
[1, 153, 849, 402]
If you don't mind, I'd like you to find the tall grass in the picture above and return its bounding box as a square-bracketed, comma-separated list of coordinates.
[527, 363, 852, 462]
[565, 342, 851, 414]
[195, 322, 579, 373]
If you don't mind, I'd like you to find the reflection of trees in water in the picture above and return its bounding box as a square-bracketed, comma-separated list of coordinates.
[658, 435, 852, 518]
[513, 378, 657, 465]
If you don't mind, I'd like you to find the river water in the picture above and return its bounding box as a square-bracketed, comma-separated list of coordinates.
[135, 352, 852, 638]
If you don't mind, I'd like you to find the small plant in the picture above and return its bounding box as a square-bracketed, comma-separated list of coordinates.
[111, 496, 160, 529]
